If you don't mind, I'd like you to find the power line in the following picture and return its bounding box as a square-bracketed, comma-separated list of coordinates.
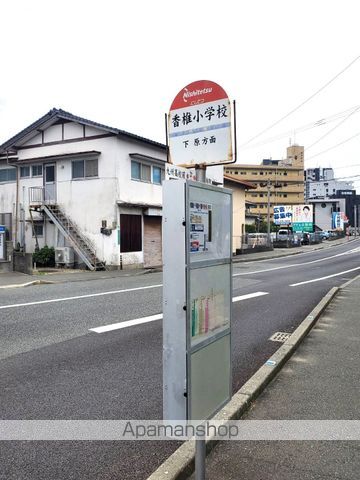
[239, 105, 360, 151]
[306, 131, 360, 161]
[241, 54, 360, 147]
[306, 106, 360, 151]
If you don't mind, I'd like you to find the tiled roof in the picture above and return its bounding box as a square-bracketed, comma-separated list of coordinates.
[0, 108, 166, 153]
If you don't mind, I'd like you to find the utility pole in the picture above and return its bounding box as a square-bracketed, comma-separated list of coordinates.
[266, 180, 271, 246]
[354, 205, 358, 237]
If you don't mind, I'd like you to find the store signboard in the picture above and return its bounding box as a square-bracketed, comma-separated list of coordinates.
[168, 80, 233, 167]
[163, 180, 232, 421]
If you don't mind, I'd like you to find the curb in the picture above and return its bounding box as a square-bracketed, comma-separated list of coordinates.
[147, 286, 340, 480]
[0, 280, 55, 289]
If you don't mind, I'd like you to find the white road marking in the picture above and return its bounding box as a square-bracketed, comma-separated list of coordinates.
[234, 247, 360, 276]
[2, 244, 359, 309]
[90, 314, 163, 333]
[90, 291, 269, 333]
[290, 266, 360, 286]
[236, 238, 360, 266]
[0, 284, 163, 310]
[232, 291, 269, 302]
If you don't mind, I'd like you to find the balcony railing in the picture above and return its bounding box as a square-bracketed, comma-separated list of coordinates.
[29, 186, 56, 205]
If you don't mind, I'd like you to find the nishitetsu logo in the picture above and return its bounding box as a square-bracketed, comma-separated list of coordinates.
[182, 87, 213, 102]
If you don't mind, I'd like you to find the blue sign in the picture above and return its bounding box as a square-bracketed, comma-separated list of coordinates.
[0, 225, 6, 233]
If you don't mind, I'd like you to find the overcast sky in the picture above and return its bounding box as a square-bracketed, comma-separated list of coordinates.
[1, 0, 359, 189]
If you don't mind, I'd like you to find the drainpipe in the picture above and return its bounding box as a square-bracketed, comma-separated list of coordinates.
[6, 150, 19, 247]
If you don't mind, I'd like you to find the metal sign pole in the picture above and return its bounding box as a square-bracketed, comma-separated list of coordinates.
[195, 165, 206, 183]
[194, 164, 206, 480]
[195, 436, 206, 480]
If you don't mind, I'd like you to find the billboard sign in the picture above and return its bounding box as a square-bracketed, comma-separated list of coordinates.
[273, 205, 293, 225]
[292, 204, 313, 232]
[168, 80, 233, 167]
[332, 212, 345, 230]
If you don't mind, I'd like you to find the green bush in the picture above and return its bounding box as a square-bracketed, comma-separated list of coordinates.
[33, 246, 55, 267]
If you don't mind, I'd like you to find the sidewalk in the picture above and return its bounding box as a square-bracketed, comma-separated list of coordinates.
[190, 275, 360, 479]
[233, 236, 355, 263]
[0, 267, 153, 288]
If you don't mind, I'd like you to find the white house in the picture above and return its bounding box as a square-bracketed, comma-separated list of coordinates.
[0, 108, 167, 269]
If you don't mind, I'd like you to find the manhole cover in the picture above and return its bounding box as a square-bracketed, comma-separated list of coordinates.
[269, 331, 291, 343]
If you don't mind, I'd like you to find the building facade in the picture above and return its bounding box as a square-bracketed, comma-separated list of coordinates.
[0, 109, 167, 269]
[223, 175, 256, 253]
[330, 189, 360, 227]
[309, 198, 346, 231]
[305, 167, 353, 200]
[224, 145, 305, 221]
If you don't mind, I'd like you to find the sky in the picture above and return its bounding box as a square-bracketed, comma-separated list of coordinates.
[1, 0, 360, 189]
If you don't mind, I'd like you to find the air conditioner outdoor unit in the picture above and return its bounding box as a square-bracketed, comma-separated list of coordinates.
[55, 247, 74, 267]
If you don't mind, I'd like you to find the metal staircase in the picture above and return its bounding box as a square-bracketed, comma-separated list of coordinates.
[29, 187, 105, 271]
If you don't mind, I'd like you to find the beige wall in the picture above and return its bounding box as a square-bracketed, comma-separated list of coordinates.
[224, 180, 246, 253]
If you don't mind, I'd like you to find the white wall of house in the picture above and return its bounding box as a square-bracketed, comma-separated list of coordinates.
[310, 199, 346, 231]
[1, 121, 167, 268]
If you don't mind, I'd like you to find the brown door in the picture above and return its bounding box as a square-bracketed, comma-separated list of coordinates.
[143, 216, 162, 268]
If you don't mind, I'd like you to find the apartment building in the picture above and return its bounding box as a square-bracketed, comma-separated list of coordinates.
[305, 167, 353, 200]
[224, 145, 305, 220]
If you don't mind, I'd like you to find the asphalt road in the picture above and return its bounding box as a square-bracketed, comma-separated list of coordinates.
[1, 238, 360, 479]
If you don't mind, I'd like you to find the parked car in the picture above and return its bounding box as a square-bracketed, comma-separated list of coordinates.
[277, 229, 292, 241]
[301, 232, 311, 245]
[319, 230, 330, 239]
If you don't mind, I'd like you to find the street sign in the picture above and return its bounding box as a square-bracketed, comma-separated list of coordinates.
[0, 225, 5, 260]
[163, 180, 232, 421]
[168, 80, 233, 167]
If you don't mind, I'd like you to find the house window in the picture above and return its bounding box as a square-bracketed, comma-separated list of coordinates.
[120, 214, 142, 252]
[152, 166, 162, 184]
[32, 165, 43, 177]
[32, 223, 44, 237]
[131, 161, 141, 180]
[72, 159, 98, 179]
[131, 160, 164, 185]
[20, 166, 30, 178]
[141, 164, 151, 182]
[0, 168, 16, 183]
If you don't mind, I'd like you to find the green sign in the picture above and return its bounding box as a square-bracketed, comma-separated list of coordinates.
[293, 222, 313, 233]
